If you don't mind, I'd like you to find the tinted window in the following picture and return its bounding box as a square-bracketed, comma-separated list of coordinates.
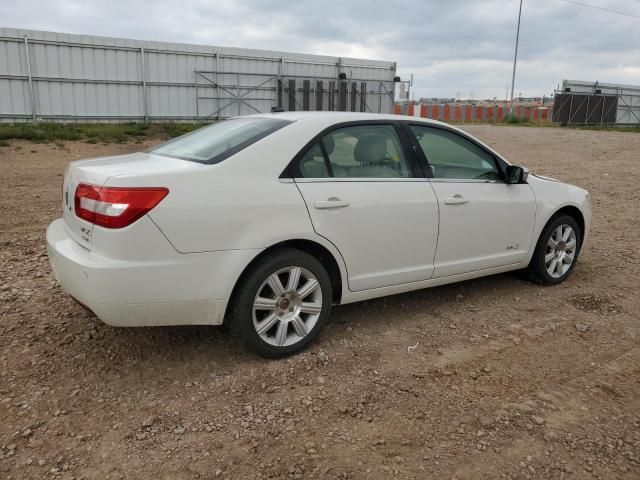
[299, 143, 330, 178]
[298, 124, 413, 178]
[151, 117, 290, 164]
[410, 125, 500, 180]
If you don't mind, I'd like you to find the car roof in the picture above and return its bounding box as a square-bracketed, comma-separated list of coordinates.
[244, 111, 448, 127]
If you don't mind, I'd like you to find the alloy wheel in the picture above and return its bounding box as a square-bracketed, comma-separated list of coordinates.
[252, 266, 323, 347]
[544, 224, 577, 278]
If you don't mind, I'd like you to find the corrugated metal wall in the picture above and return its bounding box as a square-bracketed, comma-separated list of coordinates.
[556, 80, 640, 125]
[0, 28, 397, 122]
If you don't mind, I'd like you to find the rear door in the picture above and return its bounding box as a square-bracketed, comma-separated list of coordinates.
[405, 123, 536, 278]
[292, 122, 439, 292]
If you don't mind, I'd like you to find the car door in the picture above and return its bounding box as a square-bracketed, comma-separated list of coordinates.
[406, 123, 536, 278]
[292, 122, 439, 292]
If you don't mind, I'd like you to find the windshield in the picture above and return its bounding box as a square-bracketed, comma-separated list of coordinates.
[150, 117, 291, 164]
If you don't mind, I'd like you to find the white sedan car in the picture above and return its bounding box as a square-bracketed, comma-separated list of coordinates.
[47, 112, 590, 357]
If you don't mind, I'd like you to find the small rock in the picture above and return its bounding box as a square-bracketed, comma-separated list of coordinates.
[575, 323, 589, 333]
[141, 416, 156, 428]
[544, 430, 561, 442]
[531, 415, 545, 426]
[478, 416, 494, 427]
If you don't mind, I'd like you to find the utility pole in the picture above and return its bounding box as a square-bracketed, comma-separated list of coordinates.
[509, 0, 523, 117]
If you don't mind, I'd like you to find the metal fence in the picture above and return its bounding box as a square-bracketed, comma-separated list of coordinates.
[552, 80, 640, 125]
[0, 28, 398, 123]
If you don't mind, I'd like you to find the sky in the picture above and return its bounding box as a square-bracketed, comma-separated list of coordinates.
[1, 0, 639, 100]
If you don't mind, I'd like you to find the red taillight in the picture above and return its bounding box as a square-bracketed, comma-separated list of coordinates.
[74, 183, 169, 229]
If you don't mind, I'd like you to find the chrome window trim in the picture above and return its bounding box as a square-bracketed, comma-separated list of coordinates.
[428, 178, 504, 184]
[292, 177, 430, 184]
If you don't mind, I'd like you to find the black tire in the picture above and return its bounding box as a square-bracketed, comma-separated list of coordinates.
[525, 214, 582, 285]
[229, 248, 333, 358]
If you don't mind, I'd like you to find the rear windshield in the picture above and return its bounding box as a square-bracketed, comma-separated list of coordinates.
[150, 117, 291, 164]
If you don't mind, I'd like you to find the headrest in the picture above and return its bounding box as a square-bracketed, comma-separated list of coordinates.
[354, 134, 387, 165]
[321, 135, 335, 155]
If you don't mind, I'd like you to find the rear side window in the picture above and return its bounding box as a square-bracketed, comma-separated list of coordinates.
[298, 124, 413, 178]
[151, 117, 291, 164]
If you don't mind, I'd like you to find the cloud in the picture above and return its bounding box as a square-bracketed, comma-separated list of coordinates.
[1, 0, 638, 98]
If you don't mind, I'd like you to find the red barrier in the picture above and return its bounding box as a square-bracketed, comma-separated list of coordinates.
[394, 103, 550, 123]
[464, 105, 472, 123]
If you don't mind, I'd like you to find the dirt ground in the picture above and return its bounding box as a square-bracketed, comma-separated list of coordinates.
[0, 125, 639, 480]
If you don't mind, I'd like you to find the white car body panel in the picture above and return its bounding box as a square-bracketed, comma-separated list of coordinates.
[46, 112, 591, 328]
[295, 179, 439, 291]
[430, 180, 536, 278]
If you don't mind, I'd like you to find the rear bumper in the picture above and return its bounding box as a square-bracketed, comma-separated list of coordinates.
[46, 218, 259, 327]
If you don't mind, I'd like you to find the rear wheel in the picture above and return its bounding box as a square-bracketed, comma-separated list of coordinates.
[230, 248, 332, 358]
[525, 214, 581, 285]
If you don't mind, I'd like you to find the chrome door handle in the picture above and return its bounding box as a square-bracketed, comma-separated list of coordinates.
[444, 194, 469, 205]
[314, 198, 350, 209]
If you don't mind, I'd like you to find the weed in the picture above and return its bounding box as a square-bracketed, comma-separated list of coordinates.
[162, 123, 202, 138]
[0, 122, 205, 143]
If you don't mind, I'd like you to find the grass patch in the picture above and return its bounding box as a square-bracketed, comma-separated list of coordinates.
[559, 124, 640, 133]
[0, 122, 150, 143]
[0, 122, 206, 144]
[502, 115, 531, 125]
[162, 123, 202, 138]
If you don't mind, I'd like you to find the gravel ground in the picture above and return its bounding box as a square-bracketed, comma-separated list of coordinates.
[0, 125, 639, 480]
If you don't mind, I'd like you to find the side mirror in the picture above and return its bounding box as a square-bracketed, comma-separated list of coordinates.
[506, 165, 529, 184]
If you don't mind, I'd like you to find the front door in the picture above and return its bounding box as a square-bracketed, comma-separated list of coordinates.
[292, 123, 439, 291]
[407, 124, 536, 278]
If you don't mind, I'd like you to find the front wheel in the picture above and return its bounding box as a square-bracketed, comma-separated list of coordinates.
[230, 248, 333, 358]
[525, 214, 582, 285]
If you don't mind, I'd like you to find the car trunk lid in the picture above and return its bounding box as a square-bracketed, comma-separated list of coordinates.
[62, 152, 200, 249]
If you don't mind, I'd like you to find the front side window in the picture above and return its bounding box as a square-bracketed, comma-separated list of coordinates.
[298, 124, 413, 178]
[151, 117, 290, 164]
[409, 125, 501, 181]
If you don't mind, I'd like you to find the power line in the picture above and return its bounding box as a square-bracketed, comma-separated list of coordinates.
[559, 0, 640, 20]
